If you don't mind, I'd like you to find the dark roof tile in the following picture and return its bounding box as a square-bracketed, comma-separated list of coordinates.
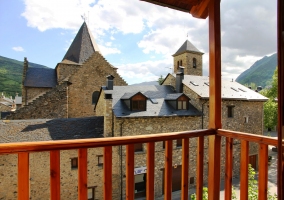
[24, 68, 57, 88]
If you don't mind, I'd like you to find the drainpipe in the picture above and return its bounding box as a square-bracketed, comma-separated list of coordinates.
[201, 100, 208, 129]
[120, 119, 125, 200]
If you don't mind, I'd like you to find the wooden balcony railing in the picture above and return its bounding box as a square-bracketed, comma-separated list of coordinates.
[0, 129, 281, 200]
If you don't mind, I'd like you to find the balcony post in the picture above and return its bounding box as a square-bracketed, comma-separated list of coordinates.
[277, 0, 284, 198]
[18, 152, 29, 200]
[208, 0, 222, 199]
[126, 144, 134, 200]
[78, 148, 88, 200]
[104, 146, 112, 200]
[50, 150, 60, 200]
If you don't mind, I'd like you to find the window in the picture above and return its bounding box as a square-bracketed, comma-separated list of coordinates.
[193, 58, 197, 68]
[244, 116, 249, 123]
[71, 157, 78, 169]
[105, 94, 112, 99]
[180, 60, 182, 66]
[97, 155, 103, 166]
[177, 61, 180, 68]
[227, 106, 234, 118]
[132, 100, 145, 110]
[176, 139, 182, 147]
[134, 143, 143, 152]
[88, 186, 97, 200]
[178, 100, 187, 110]
[190, 177, 195, 184]
[92, 91, 99, 104]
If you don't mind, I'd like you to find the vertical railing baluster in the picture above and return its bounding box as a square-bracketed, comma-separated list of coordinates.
[78, 148, 87, 200]
[104, 146, 112, 200]
[196, 136, 204, 200]
[147, 142, 155, 200]
[126, 144, 134, 200]
[50, 150, 60, 200]
[164, 140, 173, 200]
[240, 141, 249, 200]
[18, 152, 29, 200]
[258, 144, 268, 200]
[181, 138, 189, 200]
[224, 137, 233, 200]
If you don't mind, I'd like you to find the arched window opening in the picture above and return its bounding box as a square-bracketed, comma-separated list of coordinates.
[180, 60, 182, 66]
[177, 61, 180, 69]
[92, 91, 100, 105]
[193, 58, 197, 68]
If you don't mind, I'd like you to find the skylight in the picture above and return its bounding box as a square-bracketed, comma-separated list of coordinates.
[190, 81, 199, 86]
[204, 82, 209, 86]
[231, 87, 239, 92]
[150, 98, 158, 104]
[238, 88, 246, 92]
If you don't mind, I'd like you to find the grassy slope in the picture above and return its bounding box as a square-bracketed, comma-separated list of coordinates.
[0, 56, 49, 97]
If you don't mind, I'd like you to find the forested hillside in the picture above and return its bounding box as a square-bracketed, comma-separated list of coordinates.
[0, 56, 48, 97]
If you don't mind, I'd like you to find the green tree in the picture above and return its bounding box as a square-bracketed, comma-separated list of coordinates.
[157, 75, 165, 85]
[260, 67, 278, 130]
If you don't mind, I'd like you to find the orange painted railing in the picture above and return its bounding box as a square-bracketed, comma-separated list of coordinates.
[0, 129, 280, 200]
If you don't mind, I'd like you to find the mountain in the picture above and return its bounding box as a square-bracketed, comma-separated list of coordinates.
[131, 81, 159, 86]
[236, 53, 277, 88]
[0, 56, 49, 97]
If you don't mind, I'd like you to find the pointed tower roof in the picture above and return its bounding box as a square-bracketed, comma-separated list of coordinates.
[62, 22, 100, 64]
[172, 40, 203, 56]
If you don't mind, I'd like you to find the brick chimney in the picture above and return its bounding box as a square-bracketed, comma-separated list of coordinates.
[106, 75, 114, 90]
[176, 71, 184, 93]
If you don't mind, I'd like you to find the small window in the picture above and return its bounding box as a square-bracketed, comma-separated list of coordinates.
[88, 186, 96, 200]
[162, 141, 165, 149]
[178, 100, 187, 110]
[71, 157, 78, 169]
[177, 61, 180, 69]
[190, 177, 195, 184]
[227, 106, 234, 118]
[176, 139, 182, 147]
[105, 94, 112, 99]
[97, 155, 103, 166]
[92, 91, 99, 104]
[244, 116, 249, 123]
[180, 60, 182, 66]
[193, 58, 197, 68]
[134, 143, 143, 152]
[132, 100, 145, 111]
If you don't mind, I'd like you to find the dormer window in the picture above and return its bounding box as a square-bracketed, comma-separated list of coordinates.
[165, 93, 190, 110]
[193, 58, 197, 68]
[121, 92, 147, 111]
[177, 96, 188, 110]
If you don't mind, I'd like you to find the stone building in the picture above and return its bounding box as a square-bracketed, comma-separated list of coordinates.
[7, 22, 127, 120]
[92, 40, 267, 199]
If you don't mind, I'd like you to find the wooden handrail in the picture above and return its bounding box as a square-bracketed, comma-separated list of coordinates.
[217, 129, 279, 146]
[0, 129, 215, 154]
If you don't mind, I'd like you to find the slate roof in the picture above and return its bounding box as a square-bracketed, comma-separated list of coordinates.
[0, 117, 104, 143]
[172, 40, 203, 56]
[102, 85, 202, 118]
[177, 74, 268, 101]
[62, 22, 100, 64]
[24, 67, 57, 88]
[165, 93, 188, 100]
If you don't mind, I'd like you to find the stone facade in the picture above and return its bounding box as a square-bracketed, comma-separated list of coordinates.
[7, 82, 70, 120]
[173, 52, 203, 76]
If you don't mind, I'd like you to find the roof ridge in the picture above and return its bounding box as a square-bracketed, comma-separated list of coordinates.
[172, 39, 203, 56]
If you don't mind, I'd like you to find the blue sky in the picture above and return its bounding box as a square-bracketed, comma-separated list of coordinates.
[0, 0, 277, 84]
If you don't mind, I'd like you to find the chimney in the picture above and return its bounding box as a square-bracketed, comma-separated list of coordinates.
[176, 72, 184, 93]
[179, 66, 185, 74]
[106, 75, 114, 90]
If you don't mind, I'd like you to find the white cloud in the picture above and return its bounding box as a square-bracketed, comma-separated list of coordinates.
[12, 46, 24, 52]
[21, 0, 277, 84]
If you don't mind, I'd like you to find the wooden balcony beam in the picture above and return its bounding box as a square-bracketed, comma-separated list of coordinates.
[224, 137, 233, 200]
[0, 129, 215, 154]
[18, 152, 29, 200]
[126, 144, 134, 200]
[104, 146, 112, 200]
[181, 138, 189, 200]
[78, 148, 88, 200]
[196, 136, 204, 200]
[258, 144, 268, 200]
[277, 0, 284, 198]
[240, 141, 249, 200]
[50, 150, 60, 200]
[164, 140, 173, 200]
[146, 142, 155, 200]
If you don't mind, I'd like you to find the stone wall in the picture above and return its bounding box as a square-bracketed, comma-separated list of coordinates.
[67, 52, 127, 118]
[56, 63, 81, 83]
[22, 87, 51, 106]
[7, 82, 69, 119]
[0, 103, 11, 112]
